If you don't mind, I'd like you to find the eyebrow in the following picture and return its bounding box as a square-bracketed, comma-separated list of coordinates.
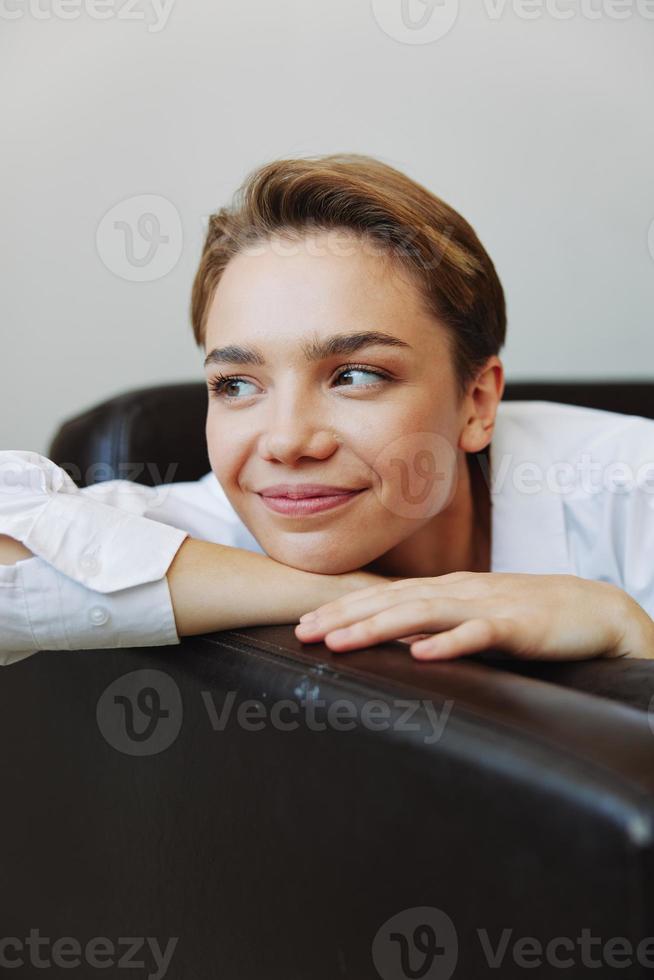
[203, 330, 412, 369]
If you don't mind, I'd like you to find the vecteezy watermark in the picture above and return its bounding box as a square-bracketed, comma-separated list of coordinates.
[481, 0, 654, 20]
[372, 906, 654, 977]
[479, 450, 654, 497]
[372, 906, 459, 979]
[3, 440, 654, 532]
[371, 0, 461, 44]
[59, 460, 181, 488]
[0, 931, 178, 979]
[96, 669, 183, 756]
[202, 689, 453, 746]
[370, 430, 459, 521]
[197, 215, 458, 275]
[0, 0, 176, 32]
[62, 461, 182, 511]
[96, 671, 454, 755]
[476, 929, 654, 970]
[0, 456, 180, 490]
[360, 430, 654, 522]
[96, 194, 183, 281]
[0, 455, 182, 513]
[371, 0, 654, 45]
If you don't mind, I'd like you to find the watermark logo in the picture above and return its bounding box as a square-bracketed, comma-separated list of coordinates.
[371, 0, 460, 43]
[97, 682, 451, 752]
[481, 0, 654, 21]
[214, 219, 457, 274]
[68, 460, 180, 488]
[96, 194, 183, 282]
[3, 446, 654, 513]
[371, 431, 459, 520]
[371, 0, 654, 44]
[373, 907, 654, 973]
[96, 669, 183, 756]
[203, 690, 453, 745]
[0, 931, 177, 979]
[372, 906, 459, 979]
[0, 0, 176, 32]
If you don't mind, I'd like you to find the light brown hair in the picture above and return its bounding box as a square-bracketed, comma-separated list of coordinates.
[190, 153, 506, 400]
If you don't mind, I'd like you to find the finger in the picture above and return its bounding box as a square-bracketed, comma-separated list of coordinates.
[297, 586, 465, 639]
[299, 578, 424, 621]
[410, 617, 515, 661]
[319, 599, 473, 652]
[299, 572, 475, 621]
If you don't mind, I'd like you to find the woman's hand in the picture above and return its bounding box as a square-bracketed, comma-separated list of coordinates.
[294, 571, 654, 661]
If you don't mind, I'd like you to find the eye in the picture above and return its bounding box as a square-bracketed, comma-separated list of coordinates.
[207, 374, 258, 399]
[333, 363, 390, 388]
[207, 363, 390, 401]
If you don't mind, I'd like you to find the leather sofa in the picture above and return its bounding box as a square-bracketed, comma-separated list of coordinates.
[1, 380, 653, 979]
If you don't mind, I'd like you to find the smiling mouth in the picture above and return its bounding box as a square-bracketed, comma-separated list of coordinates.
[257, 488, 366, 516]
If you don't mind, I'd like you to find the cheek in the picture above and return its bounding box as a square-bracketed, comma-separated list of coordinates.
[206, 415, 242, 489]
[369, 426, 459, 521]
[205, 415, 221, 473]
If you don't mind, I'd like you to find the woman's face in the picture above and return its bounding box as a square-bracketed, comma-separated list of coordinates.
[203, 231, 481, 575]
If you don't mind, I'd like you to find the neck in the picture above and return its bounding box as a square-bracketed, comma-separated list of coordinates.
[362, 444, 492, 579]
[467, 444, 492, 573]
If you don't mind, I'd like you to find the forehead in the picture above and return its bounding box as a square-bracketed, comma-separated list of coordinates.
[204, 232, 440, 350]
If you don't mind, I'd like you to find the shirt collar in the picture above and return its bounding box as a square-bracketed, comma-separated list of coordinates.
[488, 403, 573, 575]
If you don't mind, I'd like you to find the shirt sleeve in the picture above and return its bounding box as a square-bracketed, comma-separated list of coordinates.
[606, 416, 654, 622]
[620, 478, 654, 622]
[0, 450, 190, 666]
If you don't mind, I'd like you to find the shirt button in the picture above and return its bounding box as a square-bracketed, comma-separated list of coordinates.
[80, 551, 101, 576]
[89, 606, 109, 627]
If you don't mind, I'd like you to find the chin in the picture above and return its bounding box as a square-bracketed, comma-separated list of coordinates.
[262, 541, 362, 576]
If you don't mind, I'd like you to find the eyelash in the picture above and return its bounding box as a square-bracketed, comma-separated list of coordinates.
[207, 362, 391, 400]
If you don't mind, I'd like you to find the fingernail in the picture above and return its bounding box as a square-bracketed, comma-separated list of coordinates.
[328, 627, 352, 640]
[411, 639, 431, 652]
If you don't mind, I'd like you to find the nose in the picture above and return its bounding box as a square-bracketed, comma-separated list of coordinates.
[258, 391, 341, 465]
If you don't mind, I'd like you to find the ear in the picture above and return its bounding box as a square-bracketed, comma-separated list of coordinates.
[458, 357, 505, 454]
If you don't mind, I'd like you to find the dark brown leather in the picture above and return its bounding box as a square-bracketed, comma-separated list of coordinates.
[485, 655, 654, 713]
[49, 381, 210, 488]
[1, 634, 653, 979]
[501, 379, 654, 419]
[219, 625, 654, 793]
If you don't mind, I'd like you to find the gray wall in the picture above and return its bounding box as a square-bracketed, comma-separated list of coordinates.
[2, 0, 653, 454]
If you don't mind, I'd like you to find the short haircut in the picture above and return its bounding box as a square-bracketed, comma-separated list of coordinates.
[190, 153, 506, 401]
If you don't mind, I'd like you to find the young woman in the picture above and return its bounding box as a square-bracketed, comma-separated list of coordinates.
[2, 153, 653, 665]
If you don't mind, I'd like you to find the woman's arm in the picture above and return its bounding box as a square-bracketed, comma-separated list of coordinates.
[0, 531, 390, 638]
[0, 534, 33, 564]
[0, 451, 393, 662]
[166, 536, 389, 638]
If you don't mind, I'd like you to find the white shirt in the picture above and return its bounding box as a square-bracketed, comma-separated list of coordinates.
[1, 399, 653, 667]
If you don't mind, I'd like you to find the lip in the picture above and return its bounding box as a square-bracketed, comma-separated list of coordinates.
[259, 484, 362, 498]
[257, 489, 366, 516]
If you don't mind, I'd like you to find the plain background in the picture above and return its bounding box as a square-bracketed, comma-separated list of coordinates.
[2, 0, 653, 454]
